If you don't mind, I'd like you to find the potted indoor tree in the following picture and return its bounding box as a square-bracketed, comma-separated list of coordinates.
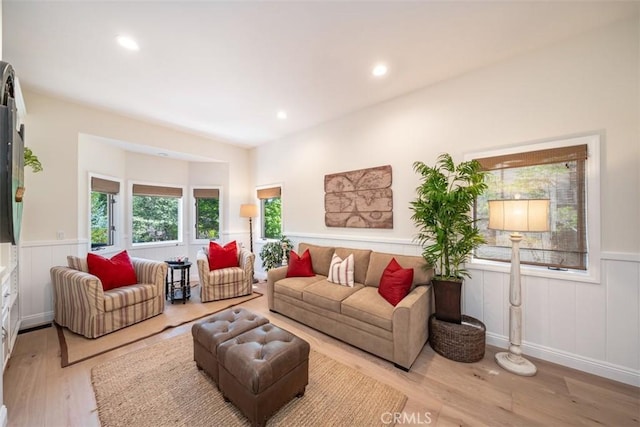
[410, 153, 487, 324]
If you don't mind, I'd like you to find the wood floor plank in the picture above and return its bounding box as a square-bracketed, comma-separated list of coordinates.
[3, 282, 638, 427]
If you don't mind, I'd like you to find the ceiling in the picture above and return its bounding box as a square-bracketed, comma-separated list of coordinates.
[3, 1, 638, 148]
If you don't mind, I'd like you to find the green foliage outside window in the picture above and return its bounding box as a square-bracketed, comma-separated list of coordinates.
[91, 192, 109, 246]
[196, 198, 219, 239]
[132, 195, 179, 243]
[263, 197, 282, 239]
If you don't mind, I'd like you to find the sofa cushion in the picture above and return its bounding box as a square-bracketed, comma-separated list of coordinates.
[327, 253, 354, 287]
[364, 252, 433, 289]
[67, 255, 89, 273]
[378, 258, 414, 306]
[103, 283, 159, 312]
[341, 287, 394, 332]
[334, 247, 372, 285]
[274, 275, 325, 301]
[286, 249, 315, 278]
[87, 250, 138, 291]
[303, 280, 364, 313]
[298, 243, 335, 276]
[208, 266, 245, 285]
[208, 241, 239, 270]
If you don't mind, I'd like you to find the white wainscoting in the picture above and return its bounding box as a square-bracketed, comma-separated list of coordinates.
[19, 233, 639, 386]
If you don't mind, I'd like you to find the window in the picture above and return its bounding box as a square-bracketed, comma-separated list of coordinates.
[132, 184, 182, 244]
[474, 143, 589, 270]
[257, 186, 282, 239]
[90, 177, 119, 249]
[193, 188, 220, 240]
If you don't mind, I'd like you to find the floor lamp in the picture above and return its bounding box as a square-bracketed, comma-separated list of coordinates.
[240, 204, 259, 283]
[488, 198, 550, 377]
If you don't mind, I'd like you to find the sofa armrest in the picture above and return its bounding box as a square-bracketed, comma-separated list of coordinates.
[267, 266, 288, 310]
[196, 250, 210, 286]
[392, 284, 433, 369]
[238, 248, 256, 289]
[50, 266, 105, 323]
[130, 258, 168, 302]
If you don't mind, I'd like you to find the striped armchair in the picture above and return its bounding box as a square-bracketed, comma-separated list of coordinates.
[196, 248, 254, 302]
[51, 257, 167, 338]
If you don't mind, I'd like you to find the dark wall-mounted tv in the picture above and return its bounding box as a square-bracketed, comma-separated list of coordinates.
[0, 61, 25, 245]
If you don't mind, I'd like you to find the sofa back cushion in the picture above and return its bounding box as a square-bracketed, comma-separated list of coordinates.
[67, 255, 89, 273]
[334, 247, 372, 285]
[298, 243, 335, 276]
[364, 252, 433, 289]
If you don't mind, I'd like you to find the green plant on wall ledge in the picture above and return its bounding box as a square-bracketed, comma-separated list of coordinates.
[24, 147, 43, 173]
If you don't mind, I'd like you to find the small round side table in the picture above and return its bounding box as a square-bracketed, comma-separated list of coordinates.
[428, 314, 486, 363]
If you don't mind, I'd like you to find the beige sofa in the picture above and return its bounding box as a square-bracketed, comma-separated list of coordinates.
[51, 256, 167, 338]
[267, 243, 434, 370]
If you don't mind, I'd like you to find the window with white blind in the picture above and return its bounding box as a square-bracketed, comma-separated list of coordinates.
[131, 183, 183, 244]
[193, 188, 220, 241]
[470, 134, 600, 278]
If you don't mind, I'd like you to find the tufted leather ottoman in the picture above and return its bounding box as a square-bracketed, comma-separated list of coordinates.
[191, 307, 269, 386]
[217, 323, 310, 427]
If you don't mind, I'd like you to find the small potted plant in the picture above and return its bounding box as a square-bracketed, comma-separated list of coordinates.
[259, 235, 293, 271]
[410, 153, 487, 324]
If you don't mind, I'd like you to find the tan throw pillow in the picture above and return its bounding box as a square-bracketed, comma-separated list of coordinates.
[327, 253, 354, 287]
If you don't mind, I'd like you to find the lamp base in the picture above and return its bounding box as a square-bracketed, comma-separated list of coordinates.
[495, 351, 537, 376]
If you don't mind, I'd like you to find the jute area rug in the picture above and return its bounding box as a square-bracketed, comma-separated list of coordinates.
[92, 332, 407, 427]
[57, 286, 261, 367]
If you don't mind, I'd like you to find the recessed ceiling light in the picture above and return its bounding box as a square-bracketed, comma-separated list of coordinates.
[116, 35, 139, 51]
[372, 63, 388, 77]
[277, 110, 287, 120]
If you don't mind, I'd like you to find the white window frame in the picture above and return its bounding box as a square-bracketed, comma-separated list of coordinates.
[129, 180, 185, 248]
[190, 185, 223, 244]
[88, 173, 123, 253]
[257, 183, 284, 242]
[465, 133, 601, 284]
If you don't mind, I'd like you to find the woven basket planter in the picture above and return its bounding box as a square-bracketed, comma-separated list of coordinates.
[429, 314, 486, 363]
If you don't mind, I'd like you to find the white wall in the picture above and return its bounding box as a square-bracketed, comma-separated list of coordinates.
[252, 18, 640, 386]
[22, 90, 253, 242]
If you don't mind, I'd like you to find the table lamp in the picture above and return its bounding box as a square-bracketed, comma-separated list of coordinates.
[488, 198, 550, 376]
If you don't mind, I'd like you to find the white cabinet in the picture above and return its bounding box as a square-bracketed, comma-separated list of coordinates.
[0, 243, 19, 370]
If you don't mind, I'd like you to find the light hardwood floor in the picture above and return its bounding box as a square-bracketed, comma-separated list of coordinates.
[4, 282, 639, 427]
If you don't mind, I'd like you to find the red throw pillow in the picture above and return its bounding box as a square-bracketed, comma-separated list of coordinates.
[378, 258, 414, 306]
[286, 249, 315, 278]
[87, 250, 138, 291]
[208, 241, 239, 270]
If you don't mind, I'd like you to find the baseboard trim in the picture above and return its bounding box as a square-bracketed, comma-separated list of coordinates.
[486, 332, 640, 387]
[0, 405, 7, 427]
[19, 312, 54, 330]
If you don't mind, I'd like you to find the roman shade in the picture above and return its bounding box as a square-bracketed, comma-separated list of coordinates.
[91, 177, 120, 194]
[132, 184, 183, 198]
[257, 187, 281, 199]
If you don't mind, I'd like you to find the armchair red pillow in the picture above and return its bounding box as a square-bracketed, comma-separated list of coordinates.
[208, 241, 239, 270]
[378, 257, 414, 306]
[286, 249, 315, 278]
[87, 250, 138, 291]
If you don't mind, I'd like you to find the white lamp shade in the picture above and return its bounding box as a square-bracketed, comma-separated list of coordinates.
[488, 199, 550, 232]
[239, 204, 258, 218]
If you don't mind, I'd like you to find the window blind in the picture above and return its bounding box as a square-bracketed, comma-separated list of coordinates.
[91, 177, 120, 194]
[132, 184, 183, 198]
[257, 187, 281, 199]
[193, 188, 219, 199]
[474, 144, 588, 270]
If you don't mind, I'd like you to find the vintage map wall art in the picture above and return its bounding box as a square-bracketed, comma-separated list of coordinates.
[324, 165, 393, 229]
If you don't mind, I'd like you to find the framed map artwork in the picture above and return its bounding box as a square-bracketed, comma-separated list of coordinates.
[324, 165, 393, 229]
